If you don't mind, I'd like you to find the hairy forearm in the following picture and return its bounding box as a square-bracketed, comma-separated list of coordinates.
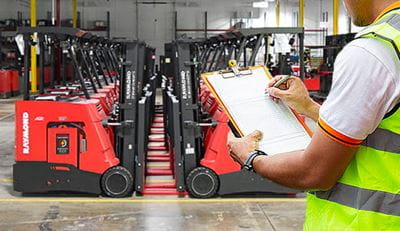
[252, 151, 321, 191]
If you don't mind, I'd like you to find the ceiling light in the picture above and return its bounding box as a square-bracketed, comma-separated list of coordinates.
[253, 1, 269, 8]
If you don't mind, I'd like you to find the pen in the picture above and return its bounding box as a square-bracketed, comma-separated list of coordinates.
[265, 75, 291, 96]
[272, 75, 291, 88]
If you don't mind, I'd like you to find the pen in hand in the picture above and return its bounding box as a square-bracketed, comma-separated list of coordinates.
[265, 75, 291, 97]
[272, 75, 291, 88]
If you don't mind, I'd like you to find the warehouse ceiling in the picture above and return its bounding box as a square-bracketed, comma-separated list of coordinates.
[76, 0, 261, 7]
[61, 0, 327, 8]
[28, 0, 332, 8]
[17, 0, 329, 8]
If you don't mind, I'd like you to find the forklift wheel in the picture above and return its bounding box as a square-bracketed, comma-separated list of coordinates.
[101, 166, 134, 198]
[186, 167, 219, 198]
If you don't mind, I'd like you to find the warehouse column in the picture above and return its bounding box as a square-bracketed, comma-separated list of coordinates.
[73, 0, 77, 28]
[56, 0, 60, 26]
[204, 11, 208, 39]
[30, 0, 37, 92]
[51, 0, 55, 25]
[299, 0, 304, 27]
[333, 0, 339, 35]
[276, 0, 280, 27]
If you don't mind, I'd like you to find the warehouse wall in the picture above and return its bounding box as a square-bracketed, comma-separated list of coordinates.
[0, 0, 29, 19]
[0, 0, 362, 58]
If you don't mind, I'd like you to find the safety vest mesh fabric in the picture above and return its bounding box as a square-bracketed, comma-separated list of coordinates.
[304, 10, 400, 231]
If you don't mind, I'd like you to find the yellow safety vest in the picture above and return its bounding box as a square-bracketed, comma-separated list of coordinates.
[304, 10, 400, 231]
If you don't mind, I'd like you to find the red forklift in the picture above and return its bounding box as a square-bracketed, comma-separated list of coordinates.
[158, 38, 299, 198]
[13, 27, 147, 197]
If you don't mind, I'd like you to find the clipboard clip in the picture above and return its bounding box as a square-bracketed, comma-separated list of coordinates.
[219, 60, 253, 79]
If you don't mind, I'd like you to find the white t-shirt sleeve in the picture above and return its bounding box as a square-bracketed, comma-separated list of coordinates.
[319, 40, 399, 143]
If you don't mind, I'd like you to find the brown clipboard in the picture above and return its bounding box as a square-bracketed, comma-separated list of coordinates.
[201, 65, 313, 138]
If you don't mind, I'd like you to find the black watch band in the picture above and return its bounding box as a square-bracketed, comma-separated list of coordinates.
[243, 150, 268, 171]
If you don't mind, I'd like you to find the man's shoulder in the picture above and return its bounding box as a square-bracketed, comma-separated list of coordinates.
[338, 37, 400, 76]
[346, 37, 388, 48]
[343, 38, 398, 63]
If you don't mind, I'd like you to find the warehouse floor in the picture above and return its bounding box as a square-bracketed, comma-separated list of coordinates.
[0, 98, 306, 231]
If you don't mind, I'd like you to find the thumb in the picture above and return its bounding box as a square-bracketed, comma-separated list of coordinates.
[248, 130, 263, 141]
[268, 87, 286, 98]
[227, 131, 236, 143]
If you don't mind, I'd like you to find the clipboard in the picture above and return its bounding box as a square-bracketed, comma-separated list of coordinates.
[202, 65, 312, 155]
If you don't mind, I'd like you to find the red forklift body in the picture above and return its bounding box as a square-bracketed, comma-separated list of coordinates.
[10, 70, 19, 96]
[200, 109, 241, 175]
[91, 92, 112, 115]
[0, 70, 12, 98]
[14, 99, 119, 194]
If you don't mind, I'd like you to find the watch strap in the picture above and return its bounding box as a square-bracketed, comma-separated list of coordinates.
[243, 150, 268, 171]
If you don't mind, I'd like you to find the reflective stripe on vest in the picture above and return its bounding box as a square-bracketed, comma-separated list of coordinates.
[312, 183, 400, 216]
[362, 128, 400, 153]
[356, 13, 400, 61]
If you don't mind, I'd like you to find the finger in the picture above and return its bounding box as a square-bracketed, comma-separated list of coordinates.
[227, 131, 236, 142]
[249, 130, 263, 141]
[269, 75, 294, 88]
[276, 76, 298, 90]
[267, 75, 283, 88]
[267, 76, 279, 87]
[286, 76, 301, 88]
[268, 87, 287, 99]
[268, 81, 290, 91]
[270, 95, 280, 102]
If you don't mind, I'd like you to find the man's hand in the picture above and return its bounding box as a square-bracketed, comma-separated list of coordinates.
[227, 130, 263, 166]
[266, 76, 320, 121]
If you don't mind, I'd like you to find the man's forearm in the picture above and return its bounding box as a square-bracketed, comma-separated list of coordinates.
[303, 100, 320, 122]
[252, 151, 318, 190]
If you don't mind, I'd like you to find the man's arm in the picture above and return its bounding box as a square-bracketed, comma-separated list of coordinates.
[252, 129, 358, 190]
[228, 129, 358, 190]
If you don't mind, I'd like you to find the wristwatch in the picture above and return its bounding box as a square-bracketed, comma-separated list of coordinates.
[243, 150, 268, 171]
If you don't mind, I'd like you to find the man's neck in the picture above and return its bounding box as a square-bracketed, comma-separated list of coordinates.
[371, 0, 400, 22]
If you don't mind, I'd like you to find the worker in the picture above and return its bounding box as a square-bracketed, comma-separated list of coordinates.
[228, 0, 400, 229]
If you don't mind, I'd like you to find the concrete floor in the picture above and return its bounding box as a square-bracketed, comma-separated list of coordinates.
[0, 98, 306, 231]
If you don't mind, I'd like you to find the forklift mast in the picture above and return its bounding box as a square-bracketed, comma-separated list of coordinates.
[115, 40, 139, 177]
[171, 40, 203, 176]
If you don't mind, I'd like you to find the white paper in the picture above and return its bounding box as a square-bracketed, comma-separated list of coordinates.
[206, 67, 311, 155]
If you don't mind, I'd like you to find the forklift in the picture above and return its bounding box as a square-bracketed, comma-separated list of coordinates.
[159, 35, 299, 198]
[13, 27, 152, 197]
